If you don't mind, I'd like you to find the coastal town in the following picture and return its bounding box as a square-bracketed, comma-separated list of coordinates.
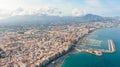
[0, 22, 118, 67]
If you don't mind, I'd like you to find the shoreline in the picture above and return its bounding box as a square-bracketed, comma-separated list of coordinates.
[46, 28, 117, 67]
[46, 29, 97, 67]
[46, 48, 78, 67]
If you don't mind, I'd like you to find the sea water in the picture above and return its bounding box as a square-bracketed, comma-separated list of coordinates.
[61, 28, 120, 67]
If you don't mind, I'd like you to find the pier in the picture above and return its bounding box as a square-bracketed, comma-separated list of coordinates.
[75, 39, 116, 56]
[75, 48, 102, 56]
[108, 39, 116, 52]
[99, 39, 116, 53]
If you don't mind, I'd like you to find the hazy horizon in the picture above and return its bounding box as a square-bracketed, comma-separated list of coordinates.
[0, 0, 120, 20]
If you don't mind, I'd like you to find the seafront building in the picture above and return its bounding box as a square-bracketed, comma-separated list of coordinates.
[0, 22, 116, 67]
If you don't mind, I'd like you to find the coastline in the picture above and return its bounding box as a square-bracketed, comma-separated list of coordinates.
[53, 27, 120, 67]
[46, 29, 97, 67]
[46, 28, 117, 67]
[46, 48, 78, 67]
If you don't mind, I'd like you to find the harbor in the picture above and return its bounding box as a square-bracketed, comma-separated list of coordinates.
[75, 39, 116, 56]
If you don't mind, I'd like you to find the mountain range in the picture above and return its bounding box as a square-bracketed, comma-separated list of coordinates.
[0, 14, 120, 25]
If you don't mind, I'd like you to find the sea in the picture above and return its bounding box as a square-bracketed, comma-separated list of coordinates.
[61, 27, 120, 67]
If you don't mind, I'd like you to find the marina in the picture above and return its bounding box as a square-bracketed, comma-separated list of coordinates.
[75, 39, 116, 56]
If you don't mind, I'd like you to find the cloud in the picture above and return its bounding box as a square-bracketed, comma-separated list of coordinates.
[72, 8, 87, 16]
[0, 9, 12, 19]
[11, 7, 25, 16]
[34, 7, 62, 16]
[0, 7, 62, 19]
[12, 7, 62, 16]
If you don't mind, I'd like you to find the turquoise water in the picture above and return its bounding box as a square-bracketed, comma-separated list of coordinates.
[61, 28, 120, 67]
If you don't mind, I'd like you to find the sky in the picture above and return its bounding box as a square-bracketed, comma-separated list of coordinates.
[0, 0, 120, 19]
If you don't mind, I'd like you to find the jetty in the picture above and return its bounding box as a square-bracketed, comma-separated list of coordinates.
[108, 39, 116, 52]
[75, 48, 102, 56]
[99, 39, 116, 53]
[75, 39, 116, 56]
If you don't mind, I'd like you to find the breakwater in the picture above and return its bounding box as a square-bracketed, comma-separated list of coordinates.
[75, 39, 116, 56]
